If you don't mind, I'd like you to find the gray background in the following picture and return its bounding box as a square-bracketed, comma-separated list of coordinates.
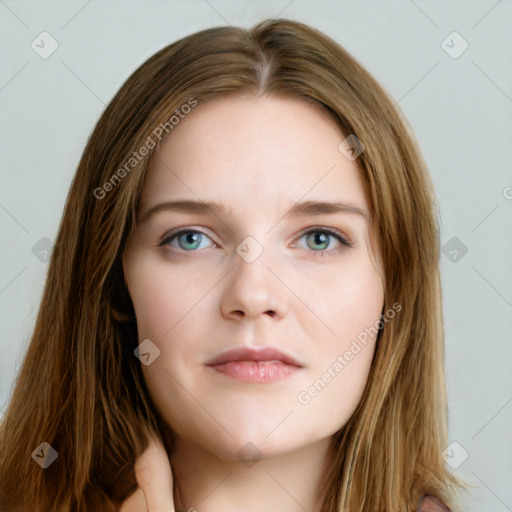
[1, 1, 511, 510]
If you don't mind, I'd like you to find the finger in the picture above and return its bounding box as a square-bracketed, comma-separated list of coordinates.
[134, 433, 175, 512]
[119, 488, 147, 512]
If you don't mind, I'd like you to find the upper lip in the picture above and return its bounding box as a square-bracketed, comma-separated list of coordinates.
[205, 346, 303, 367]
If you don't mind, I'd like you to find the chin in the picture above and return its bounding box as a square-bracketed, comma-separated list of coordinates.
[214, 435, 306, 463]
[198, 420, 323, 463]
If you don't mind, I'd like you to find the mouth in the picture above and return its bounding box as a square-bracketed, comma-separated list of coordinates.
[205, 346, 303, 383]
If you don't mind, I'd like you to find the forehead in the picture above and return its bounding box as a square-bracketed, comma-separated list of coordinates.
[140, 94, 368, 216]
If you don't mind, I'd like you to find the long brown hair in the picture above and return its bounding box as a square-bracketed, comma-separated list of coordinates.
[0, 19, 467, 511]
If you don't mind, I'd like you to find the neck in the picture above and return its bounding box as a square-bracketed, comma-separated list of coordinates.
[169, 436, 332, 512]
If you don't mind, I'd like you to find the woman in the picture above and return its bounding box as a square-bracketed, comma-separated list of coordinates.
[0, 19, 466, 511]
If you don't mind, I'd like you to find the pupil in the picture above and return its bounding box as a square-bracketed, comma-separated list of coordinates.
[183, 232, 200, 247]
[312, 232, 328, 249]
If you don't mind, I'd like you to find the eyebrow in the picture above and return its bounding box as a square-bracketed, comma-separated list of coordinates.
[138, 199, 370, 224]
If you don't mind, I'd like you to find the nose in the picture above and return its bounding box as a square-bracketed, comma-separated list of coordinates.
[219, 244, 290, 322]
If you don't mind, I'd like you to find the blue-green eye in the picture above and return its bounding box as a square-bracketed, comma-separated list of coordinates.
[306, 231, 334, 251]
[159, 230, 214, 251]
[295, 228, 353, 255]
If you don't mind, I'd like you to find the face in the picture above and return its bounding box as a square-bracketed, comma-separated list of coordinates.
[123, 94, 385, 462]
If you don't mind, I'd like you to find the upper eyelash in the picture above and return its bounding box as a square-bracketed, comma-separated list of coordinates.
[158, 227, 354, 254]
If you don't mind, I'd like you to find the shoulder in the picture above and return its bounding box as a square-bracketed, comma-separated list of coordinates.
[418, 494, 451, 511]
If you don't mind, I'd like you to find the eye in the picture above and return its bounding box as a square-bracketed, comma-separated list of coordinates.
[158, 229, 215, 251]
[292, 227, 353, 256]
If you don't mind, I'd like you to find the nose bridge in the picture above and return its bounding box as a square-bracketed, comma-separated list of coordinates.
[220, 232, 288, 319]
[233, 233, 274, 293]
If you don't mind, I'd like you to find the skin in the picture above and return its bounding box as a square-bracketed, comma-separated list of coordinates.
[121, 94, 385, 512]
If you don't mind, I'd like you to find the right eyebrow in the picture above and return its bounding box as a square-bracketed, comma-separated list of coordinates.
[138, 200, 226, 224]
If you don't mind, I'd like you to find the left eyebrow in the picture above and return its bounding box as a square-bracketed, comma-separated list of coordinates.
[286, 200, 370, 224]
[138, 199, 370, 224]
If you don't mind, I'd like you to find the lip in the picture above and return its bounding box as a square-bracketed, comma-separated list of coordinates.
[205, 346, 303, 383]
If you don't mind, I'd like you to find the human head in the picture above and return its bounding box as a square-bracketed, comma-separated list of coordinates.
[0, 19, 464, 512]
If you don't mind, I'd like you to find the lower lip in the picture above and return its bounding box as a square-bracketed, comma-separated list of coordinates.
[206, 361, 300, 383]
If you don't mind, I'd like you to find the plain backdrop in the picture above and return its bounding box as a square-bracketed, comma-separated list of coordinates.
[1, 1, 511, 510]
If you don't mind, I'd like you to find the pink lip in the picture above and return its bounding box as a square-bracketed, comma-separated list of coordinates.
[205, 347, 303, 383]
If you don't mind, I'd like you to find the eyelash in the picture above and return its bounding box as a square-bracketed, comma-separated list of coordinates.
[158, 226, 354, 257]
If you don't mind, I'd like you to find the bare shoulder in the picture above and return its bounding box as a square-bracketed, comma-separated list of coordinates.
[418, 494, 452, 511]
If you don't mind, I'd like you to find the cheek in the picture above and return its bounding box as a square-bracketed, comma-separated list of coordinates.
[296, 348, 375, 436]
[126, 257, 212, 340]
[295, 255, 384, 350]
[291, 257, 384, 425]
[333, 268, 383, 340]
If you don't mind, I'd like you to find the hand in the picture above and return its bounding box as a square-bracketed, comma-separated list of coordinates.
[120, 432, 175, 512]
